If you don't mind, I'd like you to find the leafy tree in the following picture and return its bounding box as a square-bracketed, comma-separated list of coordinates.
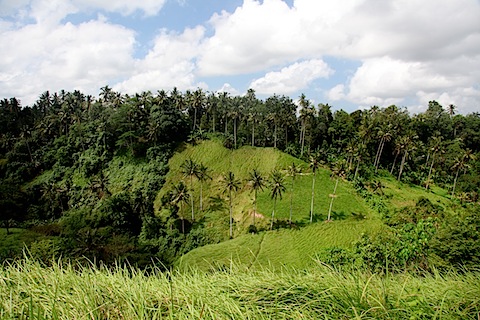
[269, 169, 286, 230]
[246, 169, 265, 228]
[222, 171, 241, 238]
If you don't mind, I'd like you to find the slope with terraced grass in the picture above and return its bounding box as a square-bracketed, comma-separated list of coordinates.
[163, 139, 457, 271]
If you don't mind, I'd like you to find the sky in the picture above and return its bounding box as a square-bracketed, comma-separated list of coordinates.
[1, 0, 480, 114]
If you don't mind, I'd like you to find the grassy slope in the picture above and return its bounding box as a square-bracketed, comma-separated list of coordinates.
[171, 140, 456, 271]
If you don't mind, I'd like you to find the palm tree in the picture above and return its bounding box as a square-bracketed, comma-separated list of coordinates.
[170, 182, 190, 234]
[269, 169, 286, 230]
[451, 149, 476, 196]
[287, 162, 301, 223]
[195, 163, 211, 212]
[397, 134, 417, 182]
[327, 160, 347, 221]
[247, 169, 265, 228]
[425, 135, 443, 190]
[222, 171, 241, 238]
[374, 126, 392, 172]
[180, 158, 199, 221]
[309, 153, 321, 223]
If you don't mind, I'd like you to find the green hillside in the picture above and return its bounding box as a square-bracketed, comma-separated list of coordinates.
[166, 140, 457, 271]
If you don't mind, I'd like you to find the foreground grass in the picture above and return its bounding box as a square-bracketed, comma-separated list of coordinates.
[1, 259, 479, 319]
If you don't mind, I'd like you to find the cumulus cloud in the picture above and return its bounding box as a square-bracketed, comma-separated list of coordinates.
[0, 16, 135, 104]
[197, 0, 480, 112]
[217, 83, 239, 96]
[74, 0, 167, 16]
[114, 26, 206, 94]
[250, 59, 333, 95]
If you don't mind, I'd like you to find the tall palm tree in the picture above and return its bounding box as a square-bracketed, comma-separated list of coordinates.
[287, 162, 301, 223]
[195, 163, 211, 212]
[451, 149, 476, 196]
[222, 171, 241, 238]
[309, 153, 321, 223]
[170, 182, 190, 234]
[425, 135, 443, 189]
[247, 169, 265, 228]
[327, 160, 347, 221]
[269, 169, 286, 230]
[397, 134, 417, 182]
[180, 158, 199, 221]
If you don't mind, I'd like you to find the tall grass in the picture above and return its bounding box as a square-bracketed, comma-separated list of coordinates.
[1, 258, 479, 319]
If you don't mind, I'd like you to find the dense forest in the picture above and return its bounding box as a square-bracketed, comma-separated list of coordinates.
[1, 87, 479, 269]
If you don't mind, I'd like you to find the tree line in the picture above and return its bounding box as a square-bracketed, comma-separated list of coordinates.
[1, 86, 479, 266]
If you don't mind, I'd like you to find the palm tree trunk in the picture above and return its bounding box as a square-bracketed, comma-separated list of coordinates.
[398, 151, 408, 181]
[354, 160, 360, 181]
[190, 176, 194, 221]
[199, 183, 203, 212]
[452, 168, 460, 197]
[327, 178, 339, 221]
[274, 121, 277, 149]
[229, 189, 233, 238]
[234, 117, 237, 149]
[310, 171, 316, 223]
[252, 120, 255, 147]
[270, 199, 276, 230]
[289, 179, 294, 223]
[390, 151, 399, 174]
[253, 190, 257, 227]
[426, 154, 435, 189]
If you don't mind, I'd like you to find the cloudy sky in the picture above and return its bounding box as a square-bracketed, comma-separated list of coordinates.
[1, 0, 479, 113]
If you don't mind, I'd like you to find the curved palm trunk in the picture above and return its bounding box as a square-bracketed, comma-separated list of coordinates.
[426, 154, 435, 189]
[390, 151, 399, 174]
[398, 150, 408, 181]
[327, 178, 339, 221]
[452, 168, 460, 197]
[310, 171, 316, 223]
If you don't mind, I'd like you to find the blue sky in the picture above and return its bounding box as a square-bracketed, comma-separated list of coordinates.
[1, 0, 479, 113]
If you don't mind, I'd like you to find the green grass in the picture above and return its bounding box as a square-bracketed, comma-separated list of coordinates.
[176, 219, 383, 271]
[1, 258, 479, 319]
[0, 228, 49, 261]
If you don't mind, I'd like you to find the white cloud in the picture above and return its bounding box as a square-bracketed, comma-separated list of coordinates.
[114, 26, 206, 94]
[0, 16, 136, 104]
[250, 59, 333, 95]
[73, 0, 167, 16]
[217, 83, 239, 96]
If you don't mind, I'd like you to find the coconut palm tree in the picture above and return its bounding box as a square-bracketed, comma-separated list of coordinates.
[451, 149, 476, 196]
[287, 162, 301, 223]
[327, 160, 347, 221]
[425, 135, 443, 190]
[222, 171, 241, 238]
[247, 169, 265, 228]
[180, 158, 199, 221]
[170, 182, 190, 234]
[309, 153, 321, 223]
[269, 169, 286, 230]
[195, 163, 211, 212]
